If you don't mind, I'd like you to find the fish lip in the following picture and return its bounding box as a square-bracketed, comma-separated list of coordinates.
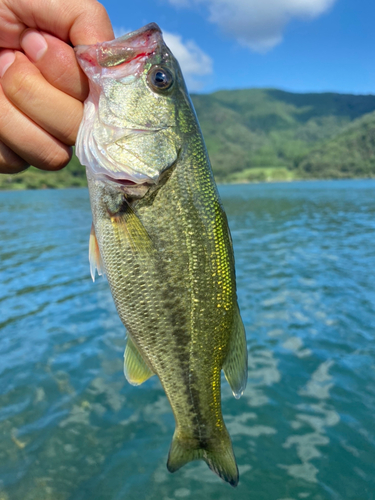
[115, 23, 162, 42]
[75, 23, 164, 69]
[121, 126, 168, 134]
[100, 174, 149, 187]
[89, 166, 155, 185]
[92, 171, 152, 197]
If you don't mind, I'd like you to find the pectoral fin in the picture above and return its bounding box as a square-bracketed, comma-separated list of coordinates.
[124, 336, 155, 386]
[89, 222, 104, 282]
[111, 201, 156, 257]
[223, 306, 248, 399]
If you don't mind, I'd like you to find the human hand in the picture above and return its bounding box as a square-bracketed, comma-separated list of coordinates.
[0, 0, 114, 174]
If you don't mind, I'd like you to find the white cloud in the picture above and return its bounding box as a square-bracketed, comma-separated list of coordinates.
[112, 27, 213, 91]
[166, 0, 337, 52]
[163, 31, 213, 90]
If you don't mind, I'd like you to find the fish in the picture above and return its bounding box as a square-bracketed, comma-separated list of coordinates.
[75, 23, 248, 487]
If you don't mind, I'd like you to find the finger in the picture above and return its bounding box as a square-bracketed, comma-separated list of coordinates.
[0, 81, 72, 171]
[20, 30, 89, 101]
[1, 51, 83, 146]
[0, 0, 114, 48]
[0, 141, 29, 174]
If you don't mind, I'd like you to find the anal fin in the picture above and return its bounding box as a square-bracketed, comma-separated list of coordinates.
[124, 336, 155, 386]
[89, 222, 104, 282]
[223, 305, 248, 399]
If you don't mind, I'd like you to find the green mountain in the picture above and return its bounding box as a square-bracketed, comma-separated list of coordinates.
[192, 89, 375, 182]
[2, 88, 375, 190]
[297, 110, 375, 179]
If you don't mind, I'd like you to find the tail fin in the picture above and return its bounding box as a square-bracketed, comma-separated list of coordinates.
[167, 430, 239, 487]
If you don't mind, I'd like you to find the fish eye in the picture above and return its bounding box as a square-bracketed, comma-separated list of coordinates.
[147, 66, 174, 91]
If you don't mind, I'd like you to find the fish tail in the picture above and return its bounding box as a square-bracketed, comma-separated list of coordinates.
[167, 429, 239, 487]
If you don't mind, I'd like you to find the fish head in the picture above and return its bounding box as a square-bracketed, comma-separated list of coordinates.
[75, 23, 194, 189]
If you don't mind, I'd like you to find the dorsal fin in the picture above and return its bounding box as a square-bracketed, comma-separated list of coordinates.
[124, 336, 155, 386]
[223, 306, 248, 399]
[89, 222, 104, 282]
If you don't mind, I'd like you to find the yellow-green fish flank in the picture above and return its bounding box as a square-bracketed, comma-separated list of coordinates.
[76, 23, 248, 487]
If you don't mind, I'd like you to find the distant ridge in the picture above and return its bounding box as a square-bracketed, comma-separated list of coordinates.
[2, 88, 375, 189]
[297, 110, 375, 179]
[191, 88, 375, 183]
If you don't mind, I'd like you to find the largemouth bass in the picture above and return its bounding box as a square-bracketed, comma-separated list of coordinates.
[75, 23, 248, 487]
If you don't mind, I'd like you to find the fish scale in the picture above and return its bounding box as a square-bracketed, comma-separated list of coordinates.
[76, 22, 248, 487]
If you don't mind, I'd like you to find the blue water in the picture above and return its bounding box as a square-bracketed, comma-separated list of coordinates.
[0, 180, 375, 500]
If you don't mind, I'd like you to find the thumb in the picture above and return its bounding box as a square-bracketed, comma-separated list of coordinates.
[21, 30, 89, 101]
[0, 0, 114, 48]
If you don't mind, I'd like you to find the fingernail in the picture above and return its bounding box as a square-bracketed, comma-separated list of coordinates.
[0, 50, 15, 77]
[21, 30, 48, 62]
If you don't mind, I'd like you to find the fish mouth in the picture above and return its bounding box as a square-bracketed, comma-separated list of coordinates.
[98, 23, 162, 68]
[102, 175, 138, 186]
[93, 171, 153, 199]
[100, 174, 149, 187]
[117, 23, 162, 41]
[90, 166, 155, 186]
[75, 23, 163, 70]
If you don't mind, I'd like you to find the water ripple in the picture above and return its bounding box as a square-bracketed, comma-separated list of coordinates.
[1, 182, 375, 499]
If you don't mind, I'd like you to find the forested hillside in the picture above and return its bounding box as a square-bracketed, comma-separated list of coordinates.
[297, 111, 375, 179]
[2, 88, 375, 189]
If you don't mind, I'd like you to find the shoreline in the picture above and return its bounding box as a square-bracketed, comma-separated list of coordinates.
[1, 175, 375, 193]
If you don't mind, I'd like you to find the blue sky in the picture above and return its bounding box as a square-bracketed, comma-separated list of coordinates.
[100, 0, 375, 95]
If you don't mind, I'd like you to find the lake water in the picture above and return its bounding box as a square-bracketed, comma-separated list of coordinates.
[0, 180, 375, 500]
